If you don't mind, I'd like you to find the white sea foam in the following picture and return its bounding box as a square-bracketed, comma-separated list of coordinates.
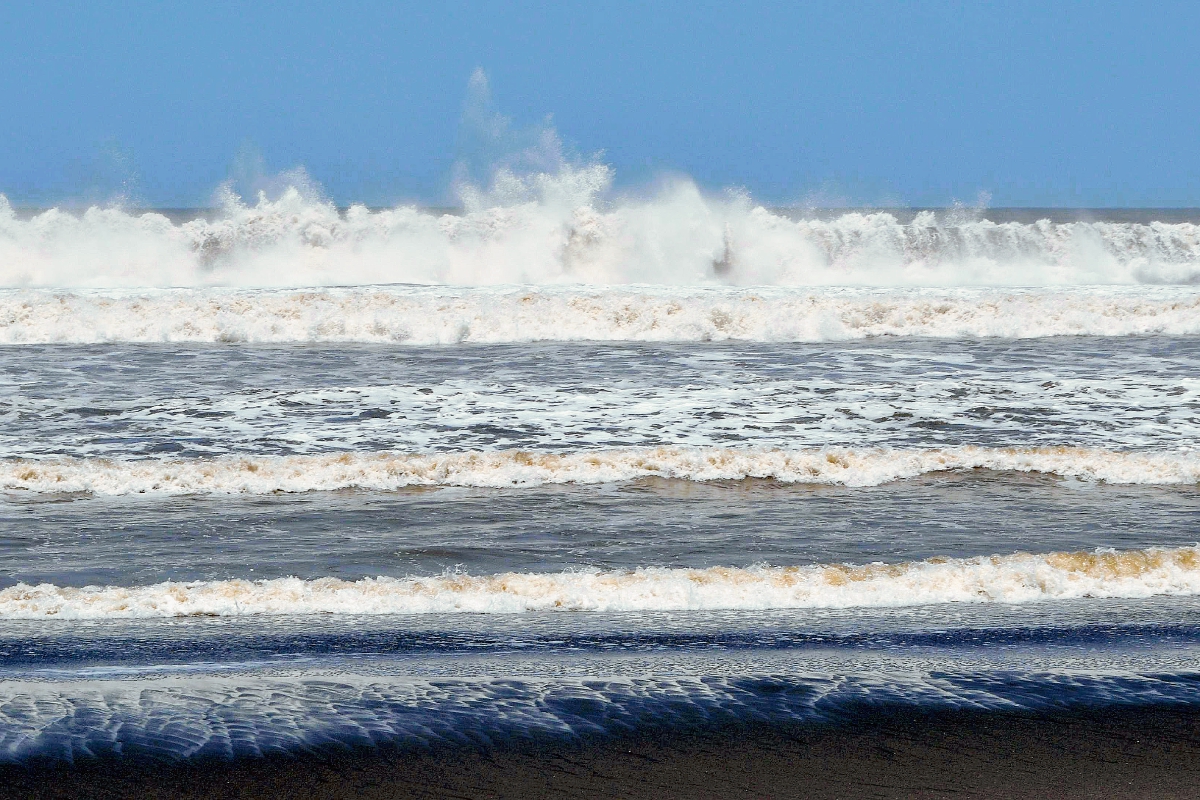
[3, 178, 1200, 290]
[1, 446, 1196, 496]
[8, 372, 1196, 459]
[2, 285, 1199, 344]
[3, 546, 1198, 618]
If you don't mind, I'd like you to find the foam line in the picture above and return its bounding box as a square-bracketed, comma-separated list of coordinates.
[1, 446, 1196, 496]
[3, 546, 1199, 618]
[1, 286, 1199, 343]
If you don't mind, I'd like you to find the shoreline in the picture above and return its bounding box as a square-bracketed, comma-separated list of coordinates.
[5, 705, 1199, 799]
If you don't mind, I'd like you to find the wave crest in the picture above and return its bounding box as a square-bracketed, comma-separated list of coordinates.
[5, 546, 1199, 618]
[4, 187, 1200, 288]
[2, 446, 1197, 495]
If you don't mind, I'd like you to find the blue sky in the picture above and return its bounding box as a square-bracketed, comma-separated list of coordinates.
[1, 1, 1197, 207]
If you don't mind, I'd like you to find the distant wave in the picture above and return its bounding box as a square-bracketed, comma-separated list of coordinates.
[2, 286, 1199, 344]
[4, 546, 1199, 618]
[3, 177, 1200, 289]
[2, 446, 1197, 495]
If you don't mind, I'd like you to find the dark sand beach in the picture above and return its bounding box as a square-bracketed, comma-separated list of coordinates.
[5, 707, 1199, 800]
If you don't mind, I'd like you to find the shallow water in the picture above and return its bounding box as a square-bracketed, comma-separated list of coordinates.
[1, 298, 1198, 762]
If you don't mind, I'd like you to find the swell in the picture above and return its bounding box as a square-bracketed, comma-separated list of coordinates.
[3, 546, 1199, 618]
[3, 189, 1200, 289]
[2, 286, 1199, 343]
[1, 446, 1196, 495]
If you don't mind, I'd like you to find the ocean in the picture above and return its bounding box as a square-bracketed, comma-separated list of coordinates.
[2, 189, 1200, 797]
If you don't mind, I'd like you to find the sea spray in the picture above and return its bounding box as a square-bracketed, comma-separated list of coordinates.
[4, 188, 1200, 288]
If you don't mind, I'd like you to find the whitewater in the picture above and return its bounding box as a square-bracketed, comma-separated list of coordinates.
[3, 285, 1200, 344]
[4, 180, 1200, 289]
[5, 172, 1200, 348]
[4, 545, 1199, 619]
[3, 145, 1200, 769]
[2, 447, 1198, 495]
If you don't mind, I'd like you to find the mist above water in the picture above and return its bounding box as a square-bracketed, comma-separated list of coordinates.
[3, 71, 1200, 290]
[5, 178, 1200, 289]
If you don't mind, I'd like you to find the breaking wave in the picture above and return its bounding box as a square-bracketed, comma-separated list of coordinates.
[2, 446, 1197, 496]
[2, 285, 1200, 344]
[3, 178, 1200, 290]
[4, 546, 1199, 618]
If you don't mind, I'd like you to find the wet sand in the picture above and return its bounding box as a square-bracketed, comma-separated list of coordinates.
[5, 706, 1199, 799]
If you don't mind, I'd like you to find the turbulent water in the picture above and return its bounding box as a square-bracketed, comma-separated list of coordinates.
[4, 181, 1200, 287]
[2, 186, 1199, 763]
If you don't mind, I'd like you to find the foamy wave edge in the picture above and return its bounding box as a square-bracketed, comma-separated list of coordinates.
[5, 187, 1200, 289]
[3, 446, 1197, 495]
[2, 286, 1200, 344]
[5, 546, 1199, 618]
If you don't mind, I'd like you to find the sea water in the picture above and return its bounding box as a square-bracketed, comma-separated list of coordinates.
[1, 188, 1199, 763]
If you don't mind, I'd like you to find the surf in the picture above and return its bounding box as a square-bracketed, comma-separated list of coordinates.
[2, 284, 1199, 343]
[2, 446, 1198, 495]
[4, 179, 1200, 290]
[5, 545, 1200, 618]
